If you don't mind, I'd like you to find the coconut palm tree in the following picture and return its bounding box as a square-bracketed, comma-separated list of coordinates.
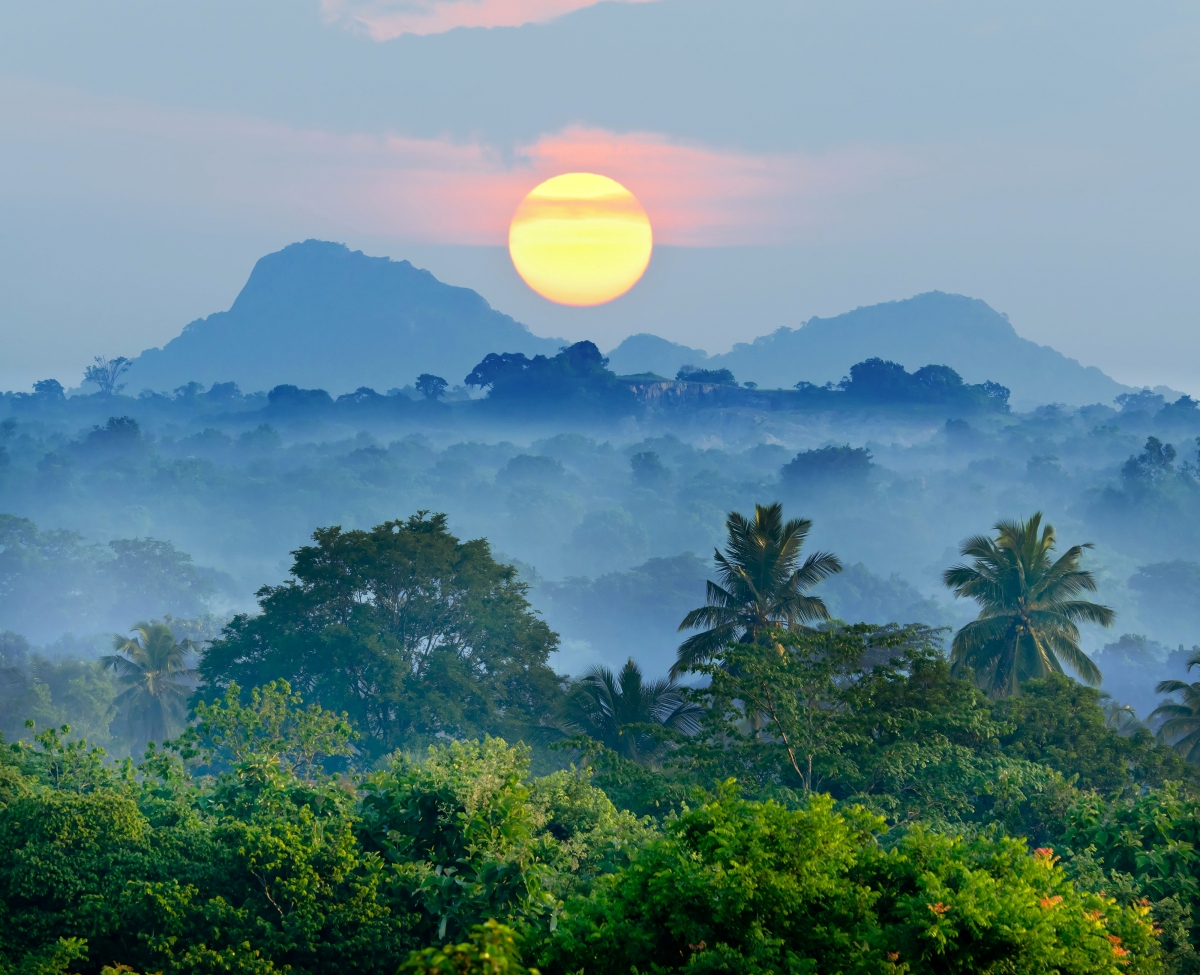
[558, 658, 701, 764]
[1150, 648, 1200, 763]
[942, 513, 1112, 698]
[674, 502, 842, 676]
[1101, 695, 1141, 736]
[103, 621, 197, 747]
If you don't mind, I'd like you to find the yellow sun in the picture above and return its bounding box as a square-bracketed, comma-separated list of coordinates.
[508, 173, 653, 306]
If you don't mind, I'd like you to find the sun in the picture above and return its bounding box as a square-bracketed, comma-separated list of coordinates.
[508, 173, 653, 306]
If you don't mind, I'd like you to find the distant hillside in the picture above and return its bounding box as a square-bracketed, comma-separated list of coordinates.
[606, 333, 710, 380]
[611, 293, 1131, 407]
[124, 240, 565, 394]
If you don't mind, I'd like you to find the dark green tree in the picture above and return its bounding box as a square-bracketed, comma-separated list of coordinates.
[199, 513, 561, 756]
[943, 513, 1113, 697]
[995, 673, 1192, 793]
[674, 502, 841, 675]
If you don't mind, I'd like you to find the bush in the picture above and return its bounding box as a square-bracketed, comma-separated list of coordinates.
[543, 786, 1161, 974]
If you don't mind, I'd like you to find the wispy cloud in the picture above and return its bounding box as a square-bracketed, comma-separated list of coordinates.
[1, 78, 907, 248]
[319, 0, 662, 39]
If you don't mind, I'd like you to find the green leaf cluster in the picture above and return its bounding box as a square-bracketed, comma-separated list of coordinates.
[0, 690, 645, 975]
[198, 513, 562, 759]
[544, 785, 1161, 975]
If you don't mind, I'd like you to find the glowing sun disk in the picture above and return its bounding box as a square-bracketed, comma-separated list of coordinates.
[508, 173, 653, 306]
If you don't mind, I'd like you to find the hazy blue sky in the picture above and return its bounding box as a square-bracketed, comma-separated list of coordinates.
[2, 1, 1198, 392]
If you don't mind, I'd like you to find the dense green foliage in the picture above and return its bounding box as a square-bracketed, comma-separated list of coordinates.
[2, 492, 1200, 973]
[0, 679, 1182, 975]
[199, 513, 561, 759]
[0, 687, 649, 975]
[546, 787, 1157, 975]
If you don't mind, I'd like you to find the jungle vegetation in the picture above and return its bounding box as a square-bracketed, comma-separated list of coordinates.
[2, 503, 1200, 974]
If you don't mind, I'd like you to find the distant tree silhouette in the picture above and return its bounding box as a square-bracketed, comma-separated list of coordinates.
[465, 341, 635, 415]
[1122, 436, 1177, 485]
[676, 366, 736, 385]
[630, 451, 670, 488]
[31, 379, 65, 401]
[781, 445, 873, 489]
[415, 374, 449, 400]
[83, 356, 131, 396]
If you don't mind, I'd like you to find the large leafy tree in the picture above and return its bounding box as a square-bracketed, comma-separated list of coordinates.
[556, 658, 700, 764]
[199, 512, 561, 756]
[942, 513, 1113, 698]
[103, 621, 196, 747]
[674, 502, 841, 675]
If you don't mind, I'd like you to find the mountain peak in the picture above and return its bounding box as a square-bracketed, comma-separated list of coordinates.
[127, 240, 564, 394]
[703, 291, 1125, 407]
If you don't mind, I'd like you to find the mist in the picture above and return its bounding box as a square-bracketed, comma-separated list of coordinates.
[2, 344, 1198, 754]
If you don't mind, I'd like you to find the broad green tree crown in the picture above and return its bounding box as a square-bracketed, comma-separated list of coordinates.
[199, 512, 561, 756]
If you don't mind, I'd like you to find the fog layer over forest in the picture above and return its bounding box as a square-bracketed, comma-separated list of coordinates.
[2, 342, 1199, 747]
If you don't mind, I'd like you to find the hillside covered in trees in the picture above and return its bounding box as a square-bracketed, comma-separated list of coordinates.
[3, 501, 1200, 974]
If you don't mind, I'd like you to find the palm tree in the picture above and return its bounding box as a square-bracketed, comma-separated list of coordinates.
[674, 502, 842, 676]
[1100, 695, 1141, 736]
[1150, 648, 1200, 762]
[103, 621, 197, 747]
[942, 513, 1113, 698]
[558, 658, 701, 764]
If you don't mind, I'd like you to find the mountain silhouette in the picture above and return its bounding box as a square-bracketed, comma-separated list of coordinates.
[708, 293, 1127, 406]
[609, 292, 1129, 406]
[129, 244, 1128, 408]
[605, 333, 710, 379]
[124, 240, 565, 394]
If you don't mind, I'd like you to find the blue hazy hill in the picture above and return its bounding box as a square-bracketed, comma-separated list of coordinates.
[128, 243, 1129, 407]
[607, 292, 1131, 407]
[124, 240, 565, 395]
[605, 333, 710, 379]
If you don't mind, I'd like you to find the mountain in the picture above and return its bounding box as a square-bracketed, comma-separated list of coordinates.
[129, 246, 1129, 408]
[610, 293, 1131, 408]
[710, 293, 1128, 407]
[124, 240, 565, 394]
[605, 333, 710, 379]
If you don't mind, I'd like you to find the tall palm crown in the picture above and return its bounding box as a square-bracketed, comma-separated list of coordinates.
[1150, 649, 1200, 763]
[561, 658, 701, 763]
[103, 621, 197, 746]
[675, 502, 842, 676]
[943, 512, 1112, 698]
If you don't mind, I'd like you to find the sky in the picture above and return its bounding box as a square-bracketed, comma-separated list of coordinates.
[1, 0, 1198, 393]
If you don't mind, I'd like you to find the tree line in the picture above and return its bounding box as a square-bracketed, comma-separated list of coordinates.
[4, 502, 1200, 973]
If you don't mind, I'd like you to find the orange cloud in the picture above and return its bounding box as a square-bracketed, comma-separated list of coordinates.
[319, 0, 662, 39]
[0, 78, 910, 248]
[337, 126, 907, 246]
